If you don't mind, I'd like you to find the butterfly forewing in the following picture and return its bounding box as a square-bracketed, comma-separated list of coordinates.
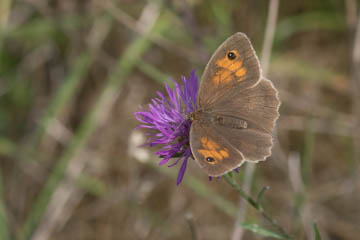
[197, 32, 261, 109]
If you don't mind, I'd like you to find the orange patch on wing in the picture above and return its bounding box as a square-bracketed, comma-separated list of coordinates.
[198, 137, 230, 164]
[212, 50, 246, 87]
[219, 149, 229, 158]
[216, 58, 232, 68]
[212, 70, 235, 87]
[235, 68, 246, 78]
[220, 69, 232, 80]
[215, 50, 240, 68]
[198, 150, 217, 165]
[228, 61, 243, 71]
[206, 139, 220, 149]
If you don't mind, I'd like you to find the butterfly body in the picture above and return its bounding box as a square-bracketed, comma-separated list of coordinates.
[190, 111, 248, 129]
[189, 32, 280, 177]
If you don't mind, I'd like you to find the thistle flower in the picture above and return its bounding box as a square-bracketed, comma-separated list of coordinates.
[135, 70, 198, 185]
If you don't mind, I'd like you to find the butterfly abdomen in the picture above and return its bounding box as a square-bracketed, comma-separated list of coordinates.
[215, 115, 248, 129]
[193, 110, 247, 129]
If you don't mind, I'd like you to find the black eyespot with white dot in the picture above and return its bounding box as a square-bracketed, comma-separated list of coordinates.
[206, 157, 215, 162]
[227, 51, 236, 60]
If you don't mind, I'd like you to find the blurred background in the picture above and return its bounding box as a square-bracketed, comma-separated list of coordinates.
[0, 0, 359, 239]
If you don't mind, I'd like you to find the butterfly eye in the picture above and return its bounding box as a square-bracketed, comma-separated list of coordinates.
[206, 157, 215, 162]
[227, 51, 236, 60]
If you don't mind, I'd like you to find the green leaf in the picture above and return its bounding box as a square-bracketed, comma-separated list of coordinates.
[240, 223, 290, 240]
[313, 223, 322, 240]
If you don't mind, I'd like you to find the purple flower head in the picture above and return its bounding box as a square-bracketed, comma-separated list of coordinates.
[135, 70, 241, 185]
[135, 70, 198, 185]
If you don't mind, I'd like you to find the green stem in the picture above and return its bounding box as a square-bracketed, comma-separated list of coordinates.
[223, 174, 291, 239]
[224, 174, 258, 208]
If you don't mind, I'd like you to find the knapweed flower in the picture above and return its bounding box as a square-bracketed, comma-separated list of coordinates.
[135, 70, 198, 185]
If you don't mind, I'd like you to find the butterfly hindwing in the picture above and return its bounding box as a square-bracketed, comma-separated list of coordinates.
[210, 78, 280, 135]
[189, 121, 245, 177]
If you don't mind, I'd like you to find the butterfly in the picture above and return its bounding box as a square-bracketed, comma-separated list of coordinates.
[189, 32, 280, 176]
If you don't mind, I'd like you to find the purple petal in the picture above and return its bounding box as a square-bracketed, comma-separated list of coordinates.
[176, 157, 188, 185]
[134, 70, 199, 185]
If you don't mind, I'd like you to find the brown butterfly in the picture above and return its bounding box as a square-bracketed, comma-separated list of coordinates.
[189, 32, 280, 177]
